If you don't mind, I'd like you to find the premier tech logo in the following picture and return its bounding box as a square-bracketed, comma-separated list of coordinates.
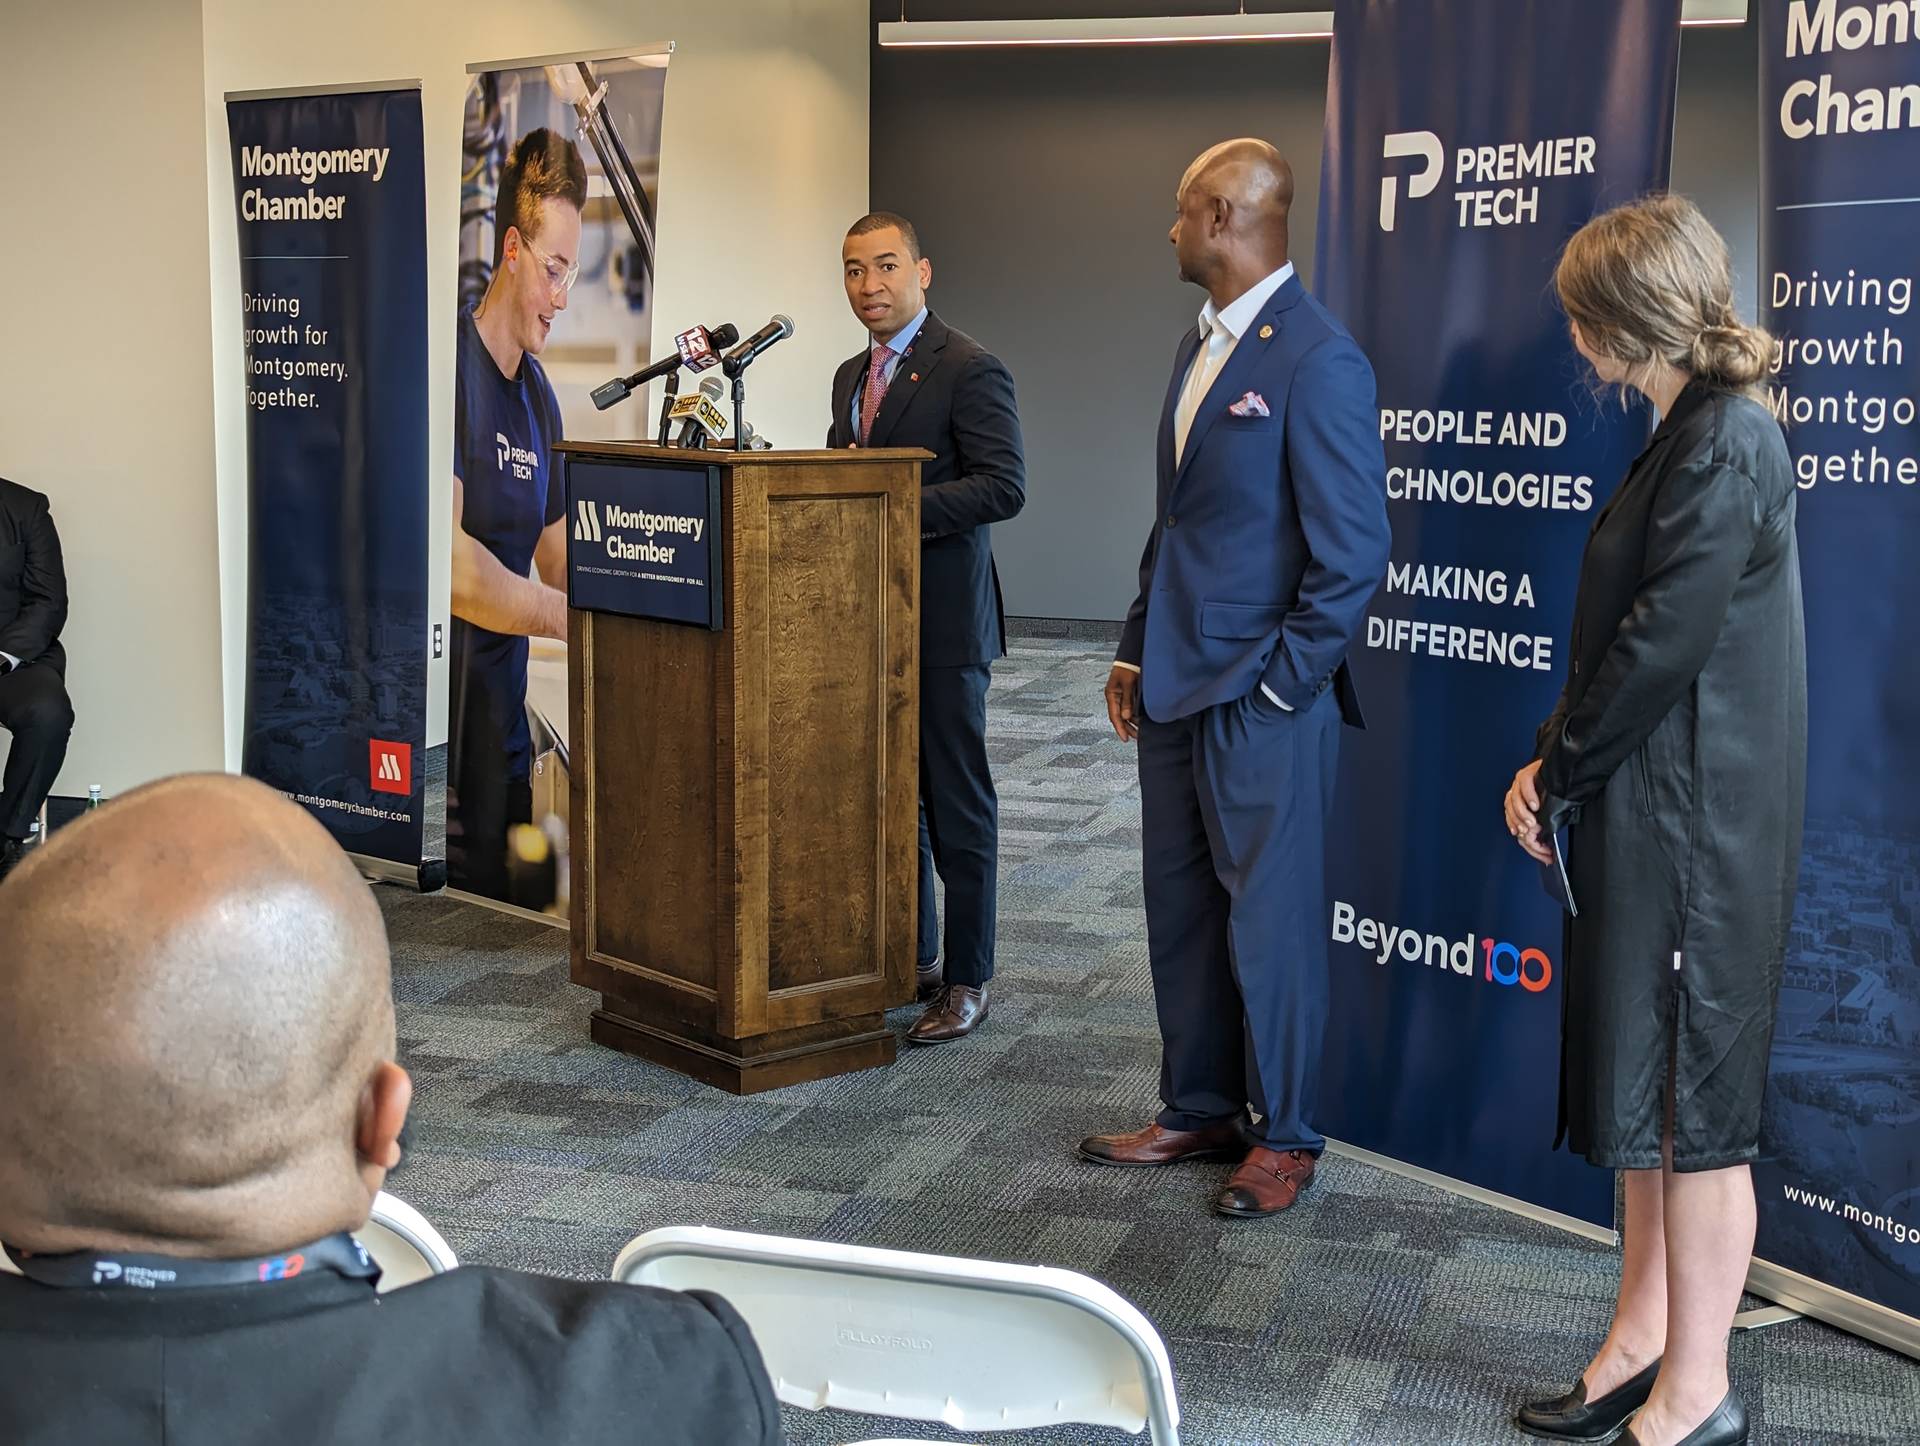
[1379, 128, 1597, 231]
[1332, 901, 1552, 993]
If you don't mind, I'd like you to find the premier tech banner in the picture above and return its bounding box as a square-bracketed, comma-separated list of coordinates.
[1313, 0, 1680, 1225]
[1754, 0, 1920, 1351]
[448, 50, 669, 913]
[227, 83, 430, 876]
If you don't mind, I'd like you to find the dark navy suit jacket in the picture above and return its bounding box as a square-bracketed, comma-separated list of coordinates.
[0, 477, 67, 678]
[1118, 274, 1389, 723]
[829, 312, 1026, 668]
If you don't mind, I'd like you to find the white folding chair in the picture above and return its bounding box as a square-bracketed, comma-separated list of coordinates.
[359, 1189, 459, 1292]
[612, 1225, 1180, 1445]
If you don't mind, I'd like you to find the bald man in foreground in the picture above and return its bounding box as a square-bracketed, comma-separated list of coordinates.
[1079, 141, 1390, 1217]
[0, 775, 780, 1445]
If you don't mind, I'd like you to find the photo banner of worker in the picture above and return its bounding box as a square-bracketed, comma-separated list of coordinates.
[1313, 0, 1681, 1227]
[1751, 0, 1920, 1357]
[226, 82, 430, 879]
[449, 49, 671, 914]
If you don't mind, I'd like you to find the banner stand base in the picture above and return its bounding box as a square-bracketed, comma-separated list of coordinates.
[441, 886, 568, 930]
[1324, 1137, 1616, 1246]
[1744, 1258, 1920, 1362]
[355, 854, 446, 894]
[1731, 1303, 1803, 1333]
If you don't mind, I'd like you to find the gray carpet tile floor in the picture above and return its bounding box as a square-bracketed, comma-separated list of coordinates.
[383, 637, 1919, 1445]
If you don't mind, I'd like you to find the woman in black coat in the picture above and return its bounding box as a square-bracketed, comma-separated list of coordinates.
[1504, 196, 1805, 1446]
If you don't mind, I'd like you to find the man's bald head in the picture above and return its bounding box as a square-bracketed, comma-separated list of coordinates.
[0, 774, 411, 1258]
[1170, 138, 1296, 298]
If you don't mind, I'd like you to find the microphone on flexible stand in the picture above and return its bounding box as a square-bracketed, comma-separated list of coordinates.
[589, 322, 739, 411]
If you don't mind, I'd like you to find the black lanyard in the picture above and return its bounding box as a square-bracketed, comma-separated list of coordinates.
[2, 1231, 382, 1291]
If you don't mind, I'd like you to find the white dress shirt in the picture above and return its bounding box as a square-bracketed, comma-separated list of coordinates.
[1118, 262, 1297, 711]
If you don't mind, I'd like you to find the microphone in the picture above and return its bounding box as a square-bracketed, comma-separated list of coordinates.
[590, 322, 739, 410]
[721, 314, 796, 377]
[669, 375, 729, 448]
[675, 321, 738, 374]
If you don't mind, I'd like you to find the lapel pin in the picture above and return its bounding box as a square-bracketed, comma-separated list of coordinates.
[910, 372, 920, 382]
[1259, 324, 1274, 340]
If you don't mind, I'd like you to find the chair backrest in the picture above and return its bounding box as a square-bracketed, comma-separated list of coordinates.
[0, 1191, 456, 1292]
[360, 1189, 458, 1292]
[613, 1225, 1180, 1445]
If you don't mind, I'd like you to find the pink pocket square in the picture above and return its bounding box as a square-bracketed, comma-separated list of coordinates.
[1228, 391, 1270, 418]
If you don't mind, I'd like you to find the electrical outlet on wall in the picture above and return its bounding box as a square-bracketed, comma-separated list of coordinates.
[432, 622, 444, 659]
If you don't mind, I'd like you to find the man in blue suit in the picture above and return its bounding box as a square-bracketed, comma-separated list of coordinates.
[1078, 140, 1389, 1218]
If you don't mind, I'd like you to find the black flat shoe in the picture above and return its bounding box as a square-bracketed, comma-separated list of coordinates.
[1623, 1390, 1748, 1446]
[1516, 1358, 1661, 1442]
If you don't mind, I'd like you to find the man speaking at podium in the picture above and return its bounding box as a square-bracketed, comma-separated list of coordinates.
[829, 213, 1027, 1045]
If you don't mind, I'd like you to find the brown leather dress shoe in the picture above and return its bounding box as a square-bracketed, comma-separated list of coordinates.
[1077, 1119, 1247, 1167]
[1214, 1146, 1316, 1216]
[915, 959, 944, 1004]
[906, 984, 987, 1044]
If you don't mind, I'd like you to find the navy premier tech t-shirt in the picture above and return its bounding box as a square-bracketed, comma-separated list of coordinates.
[452, 307, 566, 779]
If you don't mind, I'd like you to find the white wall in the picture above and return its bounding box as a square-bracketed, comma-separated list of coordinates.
[201, 0, 872, 756]
[0, 0, 229, 795]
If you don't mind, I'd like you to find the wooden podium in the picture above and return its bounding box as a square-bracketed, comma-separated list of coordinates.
[560, 441, 926, 1093]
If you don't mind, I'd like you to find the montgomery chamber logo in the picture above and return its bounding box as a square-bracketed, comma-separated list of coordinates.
[369, 739, 412, 797]
[574, 498, 603, 543]
[1332, 900, 1552, 993]
[1379, 126, 1597, 231]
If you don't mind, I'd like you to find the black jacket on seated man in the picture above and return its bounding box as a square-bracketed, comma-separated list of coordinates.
[0, 475, 72, 852]
[0, 1265, 780, 1445]
[0, 775, 782, 1445]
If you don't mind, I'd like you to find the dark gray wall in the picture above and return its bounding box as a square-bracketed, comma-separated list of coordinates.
[871, 16, 1761, 621]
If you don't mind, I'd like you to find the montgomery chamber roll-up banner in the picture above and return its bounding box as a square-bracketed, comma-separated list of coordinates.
[1753, 0, 1920, 1354]
[227, 83, 430, 879]
[1313, 0, 1681, 1227]
[447, 49, 670, 915]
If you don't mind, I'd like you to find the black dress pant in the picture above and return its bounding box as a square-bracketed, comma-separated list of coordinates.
[0, 662, 72, 840]
[918, 662, 998, 987]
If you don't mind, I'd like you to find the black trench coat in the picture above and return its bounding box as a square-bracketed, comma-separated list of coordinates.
[1536, 382, 1806, 1172]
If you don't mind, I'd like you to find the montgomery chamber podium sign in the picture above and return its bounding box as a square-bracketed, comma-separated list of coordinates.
[565, 456, 724, 630]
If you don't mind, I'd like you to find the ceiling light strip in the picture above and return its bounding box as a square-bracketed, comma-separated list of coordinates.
[878, 3, 1747, 49]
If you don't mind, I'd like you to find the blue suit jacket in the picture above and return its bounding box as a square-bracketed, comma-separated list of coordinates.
[1117, 275, 1389, 724]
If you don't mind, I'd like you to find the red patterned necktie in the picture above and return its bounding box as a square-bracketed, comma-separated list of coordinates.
[859, 341, 896, 445]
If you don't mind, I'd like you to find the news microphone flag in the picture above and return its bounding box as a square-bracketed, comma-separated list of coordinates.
[675, 325, 719, 372]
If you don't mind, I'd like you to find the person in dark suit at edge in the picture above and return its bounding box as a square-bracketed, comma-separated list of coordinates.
[0, 475, 72, 882]
[829, 212, 1027, 1044]
[0, 774, 781, 1445]
[1079, 141, 1391, 1217]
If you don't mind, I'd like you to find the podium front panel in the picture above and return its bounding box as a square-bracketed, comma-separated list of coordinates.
[765, 492, 887, 993]
[581, 612, 722, 996]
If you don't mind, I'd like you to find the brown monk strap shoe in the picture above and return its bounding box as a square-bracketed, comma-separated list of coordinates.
[1214, 1146, 1317, 1216]
[915, 959, 944, 1004]
[906, 983, 987, 1044]
[1077, 1119, 1247, 1167]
